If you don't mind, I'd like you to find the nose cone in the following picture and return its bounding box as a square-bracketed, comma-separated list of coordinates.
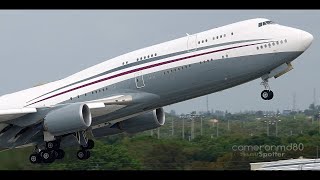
[300, 30, 313, 50]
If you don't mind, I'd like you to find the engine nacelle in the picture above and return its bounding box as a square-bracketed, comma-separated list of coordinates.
[116, 107, 165, 134]
[44, 103, 92, 136]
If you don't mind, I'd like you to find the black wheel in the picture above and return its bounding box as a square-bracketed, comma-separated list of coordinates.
[261, 90, 270, 100]
[268, 90, 274, 100]
[82, 139, 94, 149]
[29, 153, 40, 164]
[77, 150, 86, 160]
[77, 150, 90, 160]
[55, 149, 65, 159]
[46, 141, 60, 150]
[85, 151, 91, 159]
[41, 150, 55, 163]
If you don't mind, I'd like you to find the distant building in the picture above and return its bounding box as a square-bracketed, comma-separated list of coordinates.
[214, 110, 225, 117]
[250, 157, 320, 170]
[282, 110, 292, 116]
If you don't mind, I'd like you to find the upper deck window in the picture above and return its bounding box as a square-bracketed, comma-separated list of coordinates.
[258, 20, 275, 27]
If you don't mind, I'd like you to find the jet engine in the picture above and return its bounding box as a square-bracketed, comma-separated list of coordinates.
[92, 107, 165, 137]
[117, 107, 165, 134]
[44, 103, 92, 136]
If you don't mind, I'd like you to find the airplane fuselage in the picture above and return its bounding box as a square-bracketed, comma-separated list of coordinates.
[0, 18, 313, 144]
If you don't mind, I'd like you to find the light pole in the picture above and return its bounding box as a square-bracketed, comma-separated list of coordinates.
[171, 119, 174, 136]
[318, 112, 320, 135]
[200, 116, 203, 136]
[216, 121, 219, 137]
[182, 118, 185, 139]
[191, 118, 194, 139]
[264, 121, 270, 136]
[275, 120, 281, 137]
[179, 115, 185, 140]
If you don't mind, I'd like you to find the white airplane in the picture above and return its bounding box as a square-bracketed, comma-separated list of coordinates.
[0, 18, 313, 164]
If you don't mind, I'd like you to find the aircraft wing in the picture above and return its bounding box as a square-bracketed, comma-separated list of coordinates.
[0, 108, 37, 123]
[0, 93, 153, 124]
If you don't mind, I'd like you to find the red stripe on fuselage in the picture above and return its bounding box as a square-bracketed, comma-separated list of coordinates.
[26, 42, 263, 106]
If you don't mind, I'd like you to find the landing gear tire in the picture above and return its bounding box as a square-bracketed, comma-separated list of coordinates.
[55, 149, 65, 159]
[29, 153, 41, 164]
[77, 150, 90, 160]
[261, 90, 274, 100]
[46, 141, 60, 150]
[41, 150, 56, 163]
[81, 139, 94, 150]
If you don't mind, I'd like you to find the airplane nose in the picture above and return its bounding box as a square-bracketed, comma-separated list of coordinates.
[300, 30, 313, 49]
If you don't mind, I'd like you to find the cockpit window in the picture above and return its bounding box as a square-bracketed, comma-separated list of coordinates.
[258, 20, 275, 27]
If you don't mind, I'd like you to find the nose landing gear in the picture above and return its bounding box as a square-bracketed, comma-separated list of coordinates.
[260, 79, 274, 100]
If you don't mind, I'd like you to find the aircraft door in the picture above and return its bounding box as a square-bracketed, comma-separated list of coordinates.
[187, 34, 197, 52]
[134, 72, 145, 88]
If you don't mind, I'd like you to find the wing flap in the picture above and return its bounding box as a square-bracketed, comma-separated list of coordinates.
[0, 108, 37, 123]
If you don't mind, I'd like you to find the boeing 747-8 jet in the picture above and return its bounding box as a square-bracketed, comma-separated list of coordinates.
[0, 18, 313, 164]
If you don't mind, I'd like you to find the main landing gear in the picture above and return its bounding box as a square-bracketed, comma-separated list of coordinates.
[29, 140, 65, 164]
[29, 138, 95, 164]
[260, 79, 274, 100]
[76, 139, 94, 160]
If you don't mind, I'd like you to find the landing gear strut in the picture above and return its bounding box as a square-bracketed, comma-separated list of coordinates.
[260, 79, 274, 100]
[74, 131, 94, 160]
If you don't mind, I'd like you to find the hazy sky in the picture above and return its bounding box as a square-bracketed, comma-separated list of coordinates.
[0, 10, 318, 114]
